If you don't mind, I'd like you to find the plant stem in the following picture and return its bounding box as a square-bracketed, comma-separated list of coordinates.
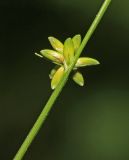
[13, 0, 111, 159]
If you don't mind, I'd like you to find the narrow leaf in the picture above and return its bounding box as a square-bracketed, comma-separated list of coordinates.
[63, 38, 74, 65]
[72, 34, 81, 51]
[40, 49, 64, 64]
[51, 66, 64, 90]
[73, 71, 84, 86]
[48, 37, 64, 53]
[75, 57, 100, 68]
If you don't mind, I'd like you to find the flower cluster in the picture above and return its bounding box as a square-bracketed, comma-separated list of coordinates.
[35, 35, 100, 89]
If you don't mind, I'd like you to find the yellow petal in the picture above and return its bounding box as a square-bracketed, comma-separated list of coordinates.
[72, 34, 81, 51]
[63, 38, 74, 65]
[73, 71, 84, 86]
[75, 57, 100, 68]
[48, 37, 64, 53]
[51, 66, 64, 90]
[40, 49, 64, 64]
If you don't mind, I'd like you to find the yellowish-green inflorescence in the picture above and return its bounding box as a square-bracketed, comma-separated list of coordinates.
[35, 34, 100, 90]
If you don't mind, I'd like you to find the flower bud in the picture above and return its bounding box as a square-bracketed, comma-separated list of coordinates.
[75, 57, 100, 68]
[40, 49, 64, 64]
[48, 37, 64, 54]
[73, 71, 84, 86]
[63, 38, 74, 65]
[72, 34, 81, 51]
[51, 66, 64, 89]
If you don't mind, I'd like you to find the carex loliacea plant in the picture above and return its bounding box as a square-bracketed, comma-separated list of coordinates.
[35, 35, 100, 89]
[13, 0, 111, 159]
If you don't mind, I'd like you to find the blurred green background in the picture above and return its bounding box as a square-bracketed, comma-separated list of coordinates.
[1, 0, 129, 159]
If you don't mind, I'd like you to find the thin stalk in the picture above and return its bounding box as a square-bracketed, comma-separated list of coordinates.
[13, 0, 111, 159]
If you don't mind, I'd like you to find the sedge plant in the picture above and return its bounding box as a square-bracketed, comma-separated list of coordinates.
[13, 0, 111, 159]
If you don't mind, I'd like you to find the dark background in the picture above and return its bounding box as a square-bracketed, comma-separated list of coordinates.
[1, 0, 129, 159]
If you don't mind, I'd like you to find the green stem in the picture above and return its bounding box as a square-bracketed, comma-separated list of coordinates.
[13, 0, 111, 159]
